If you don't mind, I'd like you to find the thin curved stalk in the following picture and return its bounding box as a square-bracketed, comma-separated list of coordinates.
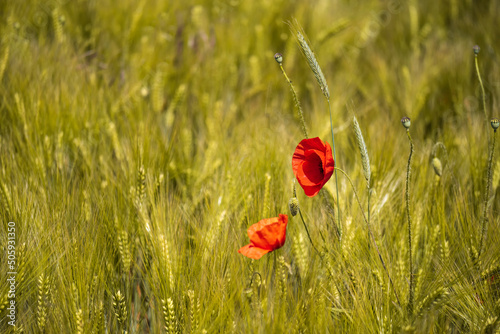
[336, 167, 401, 307]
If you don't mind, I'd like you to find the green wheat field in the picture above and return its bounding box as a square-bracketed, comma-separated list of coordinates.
[1, 0, 500, 333]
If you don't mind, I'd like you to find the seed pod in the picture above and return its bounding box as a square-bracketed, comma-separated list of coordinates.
[490, 118, 499, 131]
[274, 53, 283, 64]
[432, 157, 442, 177]
[401, 116, 411, 129]
[288, 197, 299, 217]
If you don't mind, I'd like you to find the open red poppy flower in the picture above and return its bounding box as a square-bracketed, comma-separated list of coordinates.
[292, 137, 335, 197]
[238, 214, 288, 260]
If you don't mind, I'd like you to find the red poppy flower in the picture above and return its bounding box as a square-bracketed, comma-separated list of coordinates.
[292, 137, 335, 197]
[238, 214, 288, 260]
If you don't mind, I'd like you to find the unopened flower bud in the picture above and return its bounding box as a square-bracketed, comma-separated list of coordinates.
[401, 116, 411, 129]
[473, 45, 480, 55]
[288, 197, 299, 217]
[432, 157, 442, 177]
[491, 118, 499, 131]
[274, 53, 283, 64]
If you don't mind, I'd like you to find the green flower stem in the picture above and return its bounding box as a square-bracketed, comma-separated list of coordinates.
[475, 54, 488, 125]
[405, 129, 414, 315]
[336, 167, 401, 307]
[479, 129, 497, 255]
[298, 208, 320, 255]
[278, 64, 308, 139]
[328, 100, 342, 242]
[319, 189, 341, 241]
[367, 187, 371, 250]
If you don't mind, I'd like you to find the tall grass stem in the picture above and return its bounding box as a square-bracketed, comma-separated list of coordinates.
[479, 128, 497, 255]
[278, 63, 308, 138]
[328, 101, 342, 242]
[405, 129, 415, 314]
[474, 53, 488, 125]
[336, 167, 401, 307]
[298, 208, 320, 255]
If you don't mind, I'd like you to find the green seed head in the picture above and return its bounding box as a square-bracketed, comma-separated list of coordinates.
[401, 116, 411, 129]
[473, 45, 480, 55]
[491, 118, 499, 131]
[274, 53, 283, 64]
[288, 197, 299, 217]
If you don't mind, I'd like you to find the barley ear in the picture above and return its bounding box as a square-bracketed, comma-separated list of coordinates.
[296, 30, 330, 100]
[276, 256, 288, 300]
[414, 287, 448, 316]
[353, 116, 371, 185]
[36, 274, 47, 332]
[162, 297, 178, 334]
[187, 290, 199, 333]
[0, 42, 9, 81]
[0, 181, 13, 220]
[113, 290, 128, 331]
[75, 309, 84, 334]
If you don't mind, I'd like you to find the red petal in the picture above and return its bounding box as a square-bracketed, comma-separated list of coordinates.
[292, 138, 324, 171]
[323, 142, 335, 178]
[247, 214, 288, 250]
[238, 244, 271, 259]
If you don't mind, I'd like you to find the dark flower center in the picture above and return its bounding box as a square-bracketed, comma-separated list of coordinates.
[303, 150, 324, 183]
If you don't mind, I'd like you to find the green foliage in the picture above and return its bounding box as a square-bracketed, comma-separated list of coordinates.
[0, 0, 500, 332]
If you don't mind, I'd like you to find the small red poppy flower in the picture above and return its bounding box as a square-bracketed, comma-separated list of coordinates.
[292, 137, 335, 197]
[238, 214, 288, 260]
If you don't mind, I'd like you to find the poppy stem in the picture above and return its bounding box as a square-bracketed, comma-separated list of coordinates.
[336, 167, 401, 307]
[298, 208, 320, 255]
[367, 187, 371, 250]
[475, 52, 488, 126]
[278, 64, 308, 139]
[327, 99, 342, 243]
[405, 129, 414, 315]
[479, 127, 496, 256]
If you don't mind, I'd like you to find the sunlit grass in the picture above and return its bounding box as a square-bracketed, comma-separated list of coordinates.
[1, 0, 500, 332]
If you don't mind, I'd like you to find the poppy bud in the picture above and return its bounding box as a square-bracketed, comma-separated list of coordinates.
[288, 197, 299, 217]
[401, 116, 411, 129]
[432, 157, 442, 177]
[491, 118, 500, 131]
[274, 53, 283, 64]
[473, 45, 480, 55]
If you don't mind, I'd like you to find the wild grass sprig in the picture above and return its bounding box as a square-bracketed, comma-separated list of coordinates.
[401, 116, 414, 314]
[479, 118, 499, 255]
